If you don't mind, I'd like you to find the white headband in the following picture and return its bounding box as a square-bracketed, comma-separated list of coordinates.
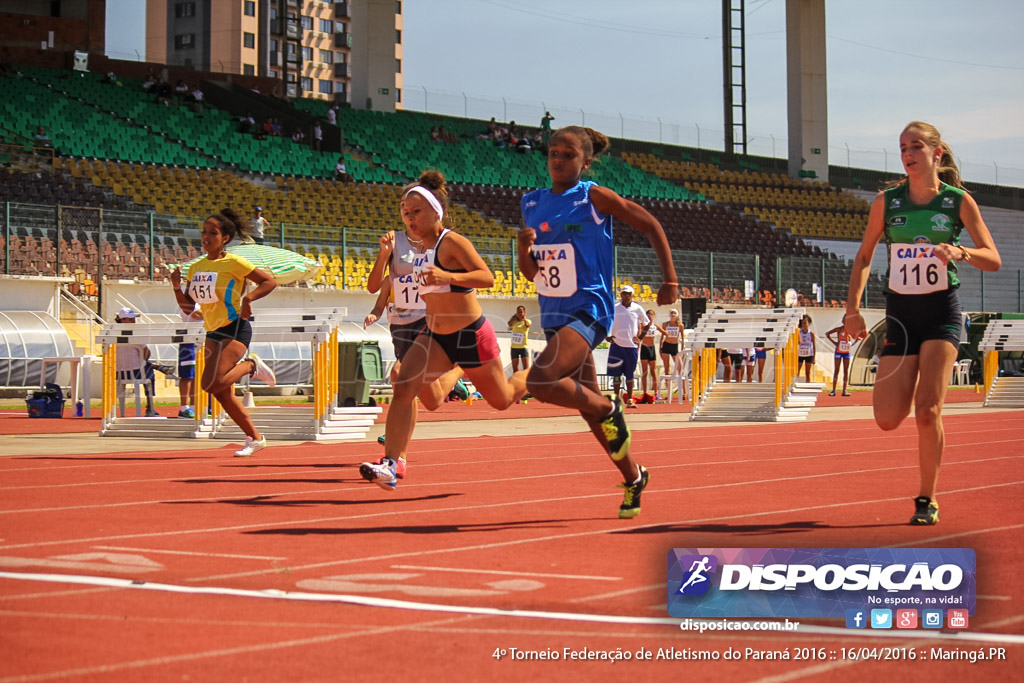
[404, 186, 444, 220]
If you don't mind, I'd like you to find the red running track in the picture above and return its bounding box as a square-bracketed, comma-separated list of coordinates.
[0, 410, 1021, 682]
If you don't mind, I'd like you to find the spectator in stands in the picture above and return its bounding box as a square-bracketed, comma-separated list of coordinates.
[170, 208, 278, 457]
[429, 126, 441, 142]
[531, 128, 546, 155]
[518, 125, 677, 518]
[103, 71, 118, 85]
[439, 125, 456, 144]
[239, 112, 256, 135]
[327, 104, 337, 126]
[312, 122, 322, 151]
[270, 118, 282, 137]
[291, 127, 305, 144]
[190, 86, 204, 115]
[154, 79, 173, 106]
[174, 79, 190, 99]
[360, 171, 526, 490]
[843, 120, 1001, 525]
[477, 117, 498, 141]
[142, 74, 156, 92]
[251, 206, 268, 244]
[334, 157, 352, 183]
[507, 305, 532, 372]
[540, 111, 555, 135]
[33, 126, 51, 148]
[261, 117, 274, 139]
[515, 134, 532, 153]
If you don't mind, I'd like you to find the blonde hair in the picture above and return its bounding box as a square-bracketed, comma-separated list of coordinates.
[888, 121, 964, 190]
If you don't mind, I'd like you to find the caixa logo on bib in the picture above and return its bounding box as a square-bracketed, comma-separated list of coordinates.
[667, 548, 975, 618]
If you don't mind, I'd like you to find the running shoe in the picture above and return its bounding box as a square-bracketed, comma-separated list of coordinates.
[359, 457, 400, 490]
[234, 435, 267, 457]
[248, 353, 277, 387]
[145, 408, 159, 417]
[600, 398, 632, 460]
[154, 364, 178, 379]
[829, 390, 836, 397]
[618, 465, 649, 519]
[842, 391, 851, 397]
[178, 406, 196, 418]
[909, 496, 939, 525]
[377, 434, 386, 446]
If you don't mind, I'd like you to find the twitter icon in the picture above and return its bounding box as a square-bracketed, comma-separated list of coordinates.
[870, 609, 893, 629]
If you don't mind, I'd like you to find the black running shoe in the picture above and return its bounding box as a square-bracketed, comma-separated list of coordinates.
[909, 496, 939, 525]
[600, 398, 632, 460]
[377, 435, 386, 446]
[618, 465, 649, 519]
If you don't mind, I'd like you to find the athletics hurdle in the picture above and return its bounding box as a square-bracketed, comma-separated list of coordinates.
[97, 320, 207, 438]
[979, 319, 1024, 408]
[685, 308, 822, 422]
[96, 309, 381, 440]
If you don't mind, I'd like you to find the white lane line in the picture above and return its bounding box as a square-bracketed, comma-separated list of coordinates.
[2, 571, 1024, 648]
[1, 446, 1020, 518]
[0, 586, 114, 601]
[569, 583, 664, 603]
[388, 564, 620, 582]
[2, 432, 1020, 493]
[889, 523, 1024, 548]
[192, 479, 1024, 582]
[92, 546, 286, 561]
[1, 464, 1021, 562]
[0, 605, 474, 683]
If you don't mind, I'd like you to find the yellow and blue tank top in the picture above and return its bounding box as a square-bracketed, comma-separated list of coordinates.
[185, 253, 255, 332]
[521, 180, 615, 333]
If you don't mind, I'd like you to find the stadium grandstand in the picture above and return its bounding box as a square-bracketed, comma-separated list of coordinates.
[3, 61, 1023, 310]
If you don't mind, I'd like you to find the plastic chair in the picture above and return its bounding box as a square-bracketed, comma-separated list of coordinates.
[956, 359, 972, 386]
[657, 353, 690, 404]
[115, 345, 153, 417]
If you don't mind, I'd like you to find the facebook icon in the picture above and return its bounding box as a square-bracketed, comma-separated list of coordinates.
[845, 609, 867, 629]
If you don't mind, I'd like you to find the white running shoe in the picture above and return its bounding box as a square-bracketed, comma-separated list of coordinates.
[248, 353, 276, 387]
[234, 435, 267, 457]
[359, 457, 398, 491]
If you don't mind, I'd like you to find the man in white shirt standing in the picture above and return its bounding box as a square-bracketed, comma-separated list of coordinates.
[252, 206, 268, 244]
[607, 285, 649, 408]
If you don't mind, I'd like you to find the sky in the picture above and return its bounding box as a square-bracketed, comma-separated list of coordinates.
[105, 0, 1024, 186]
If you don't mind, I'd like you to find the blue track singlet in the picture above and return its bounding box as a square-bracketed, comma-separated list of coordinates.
[520, 180, 615, 334]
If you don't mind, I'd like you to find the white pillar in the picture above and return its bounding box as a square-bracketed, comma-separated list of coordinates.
[786, 0, 828, 182]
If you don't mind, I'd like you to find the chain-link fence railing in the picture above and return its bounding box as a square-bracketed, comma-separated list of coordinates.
[5, 201, 1024, 313]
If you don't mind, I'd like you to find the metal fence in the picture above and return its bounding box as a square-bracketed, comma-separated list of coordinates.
[4, 201, 1023, 312]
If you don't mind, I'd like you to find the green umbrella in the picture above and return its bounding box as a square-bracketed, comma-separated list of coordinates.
[171, 243, 323, 285]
